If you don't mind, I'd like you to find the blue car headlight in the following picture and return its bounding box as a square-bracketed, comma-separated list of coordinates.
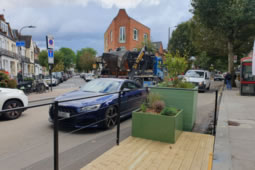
[80, 104, 101, 112]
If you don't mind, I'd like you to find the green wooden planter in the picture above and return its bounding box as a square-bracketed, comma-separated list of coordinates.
[150, 87, 198, 131]
[132, 109, 183, 144]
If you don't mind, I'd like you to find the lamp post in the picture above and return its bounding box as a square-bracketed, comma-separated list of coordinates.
[189, 56, 196, 69]
[168, 26, 177, 50]
[19, 25, 36, 80]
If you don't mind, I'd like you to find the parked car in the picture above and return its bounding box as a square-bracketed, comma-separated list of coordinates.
[49, 78, 147, 129]
[80, 73, 85, 79]
[53, 72, 63, 83]
[184, 69, 211, 92]
[43, 76, 59, 86]
[214, 74, 224, 81]
[84, 73, 95, 82]
[0, 88, 28, 120]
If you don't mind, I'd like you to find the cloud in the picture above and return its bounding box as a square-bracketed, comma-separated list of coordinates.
[1, 0, 193, 54]
[1, 0, 160, 9]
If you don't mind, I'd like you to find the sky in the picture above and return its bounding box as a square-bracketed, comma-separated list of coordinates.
[1, 0, 193, 55]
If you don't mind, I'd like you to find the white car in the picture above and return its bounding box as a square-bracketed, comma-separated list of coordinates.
[84, 73, 95, 82]
[0, 88, 28, 120]
[43, 76, 59, 86]
[184, 69, 211, 91]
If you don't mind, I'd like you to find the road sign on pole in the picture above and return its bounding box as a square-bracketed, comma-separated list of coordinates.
[46, 35, 54, 49]
[48, 49, 54, 64]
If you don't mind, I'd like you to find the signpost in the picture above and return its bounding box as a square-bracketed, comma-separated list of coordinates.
[46, 35, 54, 91]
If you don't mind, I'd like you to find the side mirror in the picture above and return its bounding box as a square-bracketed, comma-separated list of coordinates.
[122, 88, 130, 95]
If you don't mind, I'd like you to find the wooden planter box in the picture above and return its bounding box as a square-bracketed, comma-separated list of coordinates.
[132, 109, 183, 144]
[150, 87, 198, 131]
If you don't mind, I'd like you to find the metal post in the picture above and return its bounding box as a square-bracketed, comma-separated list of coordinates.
[49, 65, 52, 91]
[213, 90, 218, 136]
[53, 101, 59, 170]
[116, 91, 121, 145]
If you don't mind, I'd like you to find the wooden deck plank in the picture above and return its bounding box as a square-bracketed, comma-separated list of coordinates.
[81, 132, 214, 170]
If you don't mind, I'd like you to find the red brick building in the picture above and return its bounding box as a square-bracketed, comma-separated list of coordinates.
[104, 9, 150, 52]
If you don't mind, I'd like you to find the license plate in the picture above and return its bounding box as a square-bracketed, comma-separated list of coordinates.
[58, 111, 70, 118]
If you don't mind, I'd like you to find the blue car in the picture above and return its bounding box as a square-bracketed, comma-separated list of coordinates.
[49, 78, 147, 129]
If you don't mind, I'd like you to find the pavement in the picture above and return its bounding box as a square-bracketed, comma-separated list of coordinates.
[213, 88, 255, 170]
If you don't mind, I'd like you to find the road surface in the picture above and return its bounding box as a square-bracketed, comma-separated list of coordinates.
[0, 77, 223, 170]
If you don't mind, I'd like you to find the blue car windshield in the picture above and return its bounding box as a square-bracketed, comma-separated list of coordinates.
[81, 79, 121, 93]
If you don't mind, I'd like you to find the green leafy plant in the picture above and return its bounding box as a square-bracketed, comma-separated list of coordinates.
[161, 107, 179, 116]
[24, 77, 34, 81]
[140, 102, 147, 112]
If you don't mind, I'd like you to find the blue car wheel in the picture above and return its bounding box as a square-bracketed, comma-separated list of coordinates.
[103, 106, 117, 129]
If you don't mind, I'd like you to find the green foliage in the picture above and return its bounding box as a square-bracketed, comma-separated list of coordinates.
[191, 0, 255, 73]
[137, 40, 157, 54]
[52, 60, 65, 72]
[76, 48, 97, 72]
[38, 50, 48, 68]
[0, 81, 7, 87]
[38, 48, 75, 72]
[168, 21, 196, 57]
[147, 92, 161, 109]
[140, 102, 147, 112]
[0, 72, 8, 81]
[160, 107, 179, 116]
[165, 52, 188, 79]
[158, 79, 195, 89]
[59, 48, 76, 71]
[23, 77, 34, 81]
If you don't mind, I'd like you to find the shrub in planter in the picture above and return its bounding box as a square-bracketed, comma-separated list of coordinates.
[7, 79, 17, 88]
[0, 80, 7, 87]
[132, 97, 183, 144]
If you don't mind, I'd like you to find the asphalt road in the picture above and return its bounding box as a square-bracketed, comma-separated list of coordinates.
[0, 77, 223, 170]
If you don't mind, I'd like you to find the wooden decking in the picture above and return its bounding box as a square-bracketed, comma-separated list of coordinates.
[81, 132, 214, 170]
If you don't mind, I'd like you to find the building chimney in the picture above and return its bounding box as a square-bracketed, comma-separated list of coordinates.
[117, 9, 128, 17]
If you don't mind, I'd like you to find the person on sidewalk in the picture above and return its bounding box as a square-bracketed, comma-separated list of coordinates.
[225, 72, 232, 90]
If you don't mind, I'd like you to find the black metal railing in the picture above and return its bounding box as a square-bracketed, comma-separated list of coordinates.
[0, 88, 146, 170]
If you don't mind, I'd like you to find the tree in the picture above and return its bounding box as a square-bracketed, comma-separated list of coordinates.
[76, 48, 97, 72]
[38, 50, 48, 68]
[137, 40, 157, 54]
[59, 48, 76, 71]
[191, 0, 255, 79]
[165, 52, 188, 79]
[38, 50, 65, 72]
[168, 21, 196, 57]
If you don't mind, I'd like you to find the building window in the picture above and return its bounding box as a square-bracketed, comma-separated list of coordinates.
[144, 33, 148, 42]
[133, 29, 138, 41]
[119, 26, 126, 43]
[110, 31, 113, 42]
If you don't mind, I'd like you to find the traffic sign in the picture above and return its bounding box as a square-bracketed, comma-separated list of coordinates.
[16, 41, 25, 47]
[46, 35, 54, 49]
[48, 49, 54, 64]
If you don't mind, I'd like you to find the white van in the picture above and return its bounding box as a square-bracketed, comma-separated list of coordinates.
[184, 69, 211, 91]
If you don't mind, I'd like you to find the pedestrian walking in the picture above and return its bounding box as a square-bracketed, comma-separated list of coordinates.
[225, 72, 232, 90]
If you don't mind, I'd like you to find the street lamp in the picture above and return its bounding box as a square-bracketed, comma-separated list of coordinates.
[168, 26, 177, 50]
[189, 56, 196, 69]
[19, 25, 36, 80]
